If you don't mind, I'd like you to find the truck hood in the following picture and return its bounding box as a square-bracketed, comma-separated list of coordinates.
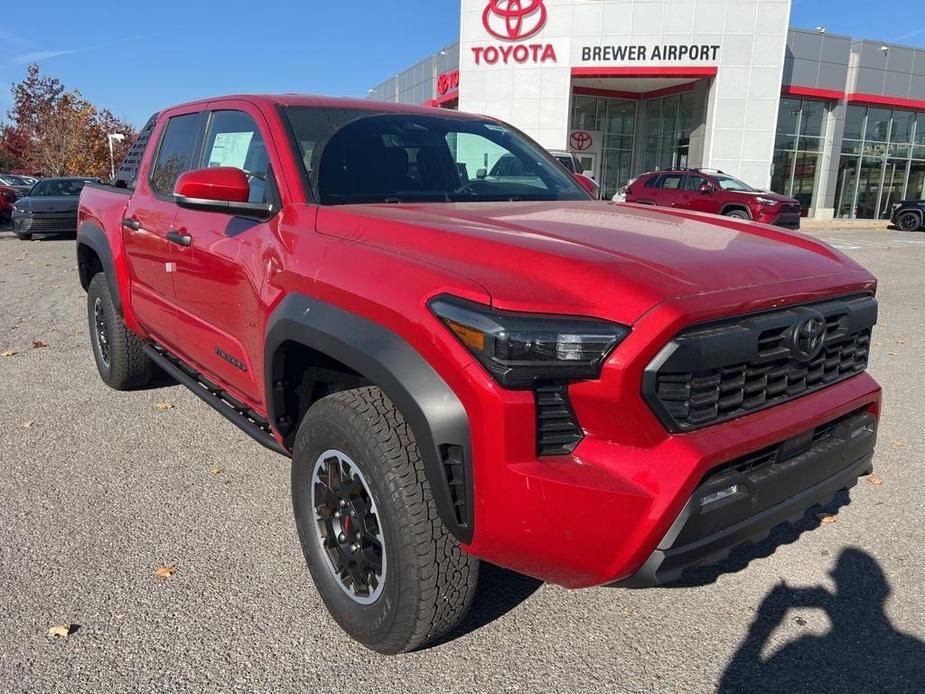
[726, 190, 799, 204]
[316, 201, 870, 324]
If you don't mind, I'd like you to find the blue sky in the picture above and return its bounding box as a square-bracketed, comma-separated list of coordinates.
[0, 0, 922, 127]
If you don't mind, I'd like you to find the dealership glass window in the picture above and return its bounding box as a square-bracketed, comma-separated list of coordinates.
[641, 92, 695, 174]
[570, 94, 637, 199]
[835, 105, 923, 219]
[771, 98, 827, 213]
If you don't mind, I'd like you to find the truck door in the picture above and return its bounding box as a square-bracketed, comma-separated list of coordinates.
[122, 109, 204, 348]
[682, 174, 722, 214]
[169, 105, 280, 408]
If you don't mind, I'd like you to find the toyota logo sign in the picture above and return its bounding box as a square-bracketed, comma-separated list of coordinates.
[570, 131, 593, 151]
[789, 309, 828, 362]
[482, 0, 548, 41]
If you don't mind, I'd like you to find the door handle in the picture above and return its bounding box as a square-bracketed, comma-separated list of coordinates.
[122, 218, 141, 231]
[166, 230, 192, 247]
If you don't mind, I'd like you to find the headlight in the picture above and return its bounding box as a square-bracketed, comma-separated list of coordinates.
[429, 295, 629, 389]
[756, 197, 780, 206]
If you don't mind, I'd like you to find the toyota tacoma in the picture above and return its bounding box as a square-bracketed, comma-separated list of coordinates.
[77, 95, 881, 654]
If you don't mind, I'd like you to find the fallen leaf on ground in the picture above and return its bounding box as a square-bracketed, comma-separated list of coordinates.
[113, 612, 124, 620]
[896, 339, 907, 345]
[867, 475, 884, 487]
[21, 420, 34, 428]
[154, 402, 174, 412]
[31, 340, 47, 349]
[154, 565, 177, 579]
[1, 351, 16, 358]
[888, 351, 898, 356]
[47, 624, 72, 639]
[208, 465, 224, 475]
[816, 513, 838, 524]
[892, 441, 906, 449]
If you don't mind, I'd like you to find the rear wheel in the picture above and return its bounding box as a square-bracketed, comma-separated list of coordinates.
[291, 386, 478, 654]
[724, 208, 751, 220]
[87, 273, 152, 390]
[897, 211, 922, 231]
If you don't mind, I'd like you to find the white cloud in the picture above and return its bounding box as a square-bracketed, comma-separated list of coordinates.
[9, 49, 73, 64]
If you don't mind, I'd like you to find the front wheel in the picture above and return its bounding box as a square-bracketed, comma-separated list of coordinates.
[897, 211, 922, 231]
[291, 386, 479, 654]
[724, 209, 751, 220]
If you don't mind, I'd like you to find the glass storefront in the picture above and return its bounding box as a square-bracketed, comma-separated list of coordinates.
[570, 94, 636, 199]
[641, 92, 696, 173]
[835, 105, 925, 219]
[771, 98, 827, 213]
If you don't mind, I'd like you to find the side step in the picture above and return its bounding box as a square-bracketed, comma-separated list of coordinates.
[143, 343, 289, 457]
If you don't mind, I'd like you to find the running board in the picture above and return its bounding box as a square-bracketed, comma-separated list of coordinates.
[143, 343, 289, 457]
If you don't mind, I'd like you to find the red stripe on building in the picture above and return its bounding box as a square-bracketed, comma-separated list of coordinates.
[846, 92, 925, 111]
[570, 66, 718, 79]
[781, 85, 845, 101]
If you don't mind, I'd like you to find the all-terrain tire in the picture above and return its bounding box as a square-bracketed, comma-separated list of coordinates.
[87, 273, 152, 390]
[291, 386, 479, 654]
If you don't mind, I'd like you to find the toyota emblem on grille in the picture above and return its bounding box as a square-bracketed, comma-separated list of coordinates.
[790, 309, 827, 361]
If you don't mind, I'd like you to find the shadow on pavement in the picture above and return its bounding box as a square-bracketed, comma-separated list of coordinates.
[668, 491, 853, 589]
[426, 562, 543, 649]
[718, 546, 925, 693]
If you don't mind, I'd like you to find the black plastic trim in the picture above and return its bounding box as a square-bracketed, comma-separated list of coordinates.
[643, 294, 877, 432]
[619, 410, 877, 587]
[265, 294, 474, 544]
[76, 222, 122, 315]
[143, 343, 288, 457]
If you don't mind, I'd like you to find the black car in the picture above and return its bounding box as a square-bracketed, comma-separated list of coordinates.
[891, 200, 925, 231]
[11, 177, 98, 240]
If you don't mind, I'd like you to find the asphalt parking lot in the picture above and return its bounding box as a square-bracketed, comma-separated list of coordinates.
[1, 225, 923, 693]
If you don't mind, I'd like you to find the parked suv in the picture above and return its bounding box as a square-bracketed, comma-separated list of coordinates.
[77, 95, 879, 654]
[624, 169, 802, 229]
[890, 199, 924, 231]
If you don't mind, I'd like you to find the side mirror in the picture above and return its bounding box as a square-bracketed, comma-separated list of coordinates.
[174, 167, 274, 218]
[699, 181, 714, 194]
[476, 168, 487, 180]
[573, 173, 601, 199]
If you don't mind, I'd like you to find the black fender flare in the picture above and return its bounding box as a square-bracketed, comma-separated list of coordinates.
[76, 222, 123, 315]
[265, 294, 474, 544]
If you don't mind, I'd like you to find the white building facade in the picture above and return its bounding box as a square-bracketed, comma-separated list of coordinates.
[370, 0, 925, 220]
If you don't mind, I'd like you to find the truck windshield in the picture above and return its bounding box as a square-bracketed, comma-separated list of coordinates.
[285, 107, 588, 205]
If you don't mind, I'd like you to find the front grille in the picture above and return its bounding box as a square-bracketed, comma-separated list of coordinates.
[535, 384, 583, 456]
[644, 295, 877, 431]
[20, 214, 78, 233]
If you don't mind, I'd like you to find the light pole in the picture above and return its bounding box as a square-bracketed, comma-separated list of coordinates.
[107, 133, 125, 180]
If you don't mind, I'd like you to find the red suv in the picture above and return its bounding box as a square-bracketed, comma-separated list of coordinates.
[624, 169, 802, 229]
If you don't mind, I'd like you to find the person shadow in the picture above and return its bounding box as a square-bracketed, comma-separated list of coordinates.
[718, 547, 925, 693]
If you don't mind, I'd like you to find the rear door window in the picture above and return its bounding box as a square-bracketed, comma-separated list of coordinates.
[659, 174, 684, 190]
[151, 113, 203, 196]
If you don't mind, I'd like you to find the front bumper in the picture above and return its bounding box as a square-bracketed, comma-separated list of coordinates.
[12, 213, 79, 235]
[619, 408, 876, 587]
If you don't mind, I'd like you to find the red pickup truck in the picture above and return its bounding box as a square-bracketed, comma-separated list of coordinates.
[77, 95, 881, 654]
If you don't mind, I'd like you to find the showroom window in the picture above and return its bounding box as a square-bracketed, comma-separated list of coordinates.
[641, 91, 696, 174]
[570, 94, 637, 199]
[771, 98, 827, 213]
[835, 105, 925, 219]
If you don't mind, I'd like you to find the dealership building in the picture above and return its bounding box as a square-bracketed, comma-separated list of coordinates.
[369, 0, 925, 220]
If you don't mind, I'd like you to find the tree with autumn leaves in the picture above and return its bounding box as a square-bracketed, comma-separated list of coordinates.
[0, 64, 137, 179]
